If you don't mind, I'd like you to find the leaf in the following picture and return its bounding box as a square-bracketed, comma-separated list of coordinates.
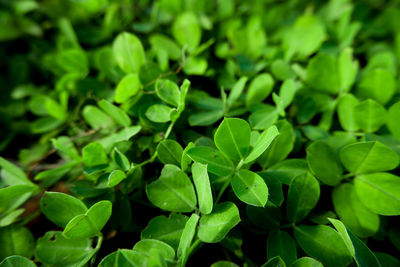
[339, 141, 399, 174]
[387, 101, 400, 141]
[271, 59, 295, 80]
[107, 170, 127, 188]
[146, 166, 197, 212]
[98, 126, 141, 152]
[63, 200, 112, 239]
[150, 34, 181, 60]
[249, 105, 279, 130]
[354, 99, 386, 133]
[245, 125, 279, 163]
[261, 256, 287, 267]
[192, 163, 213, 214]
[133, 239, 175, 263]
[112, 148, 130, 172]
[306, 141, 343, 186]
[112, 32, 145, 73]
[337, 94, 359, 132]
[0, 226, 35, 260]
[306, 53, 340, 94]
[291, 257, 323, 267]
[82, 105, 114, 129]
[267, 230, 297, 265]
[266, 159, 309, 185]
[156, 79, 181, 107]
[187, 146, 234, 177]
[141, 214, 188, 249]
[212, 261, 240, 267]
[178, 213, 200, 265]
[45, 97, 67, 121]
[172, 12, 201, 53]
[214, 118, 251, 161]
[0, 157, 34, 186]
[246, 202, 282, 230]
[40, 192, 87, 228]
[0, 256, 37, 267]
[98, 99, 131, 127]
[156, 139, 183, 166]
[286, 172, 320, 223]
[231, 170, 268, 207]
[82, 142, 108, 168]
[114, 73, 142, 103]
[338, 48, 358, 92]
[294, 225, 353, 267]
[354, 172, 400, 215]
[198, 202, 240, 243]
[36, 231, 95, 266]
[246, 74, 274, 107]
[0, 185, 35, 216]
[332, 183, 379, 238]
[227, 76, 248, 107]
[189, 110, 224, 126]
[357, 69, 396, 105]
[145, 104, 173, 123]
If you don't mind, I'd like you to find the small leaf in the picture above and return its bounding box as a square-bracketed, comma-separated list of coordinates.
[156, 139, 183, 166]
[354, 172, 400, 215]
[0, 157, 34, 186]
[246, 74, 274, 107]
[98, 99, 131, 127]
[40, 192, 87, 228]
[82, 105, 114, 129]
[112, 148, 130, 172]
[156, 79, 181, 107]
[178, 213, 200, 266]
[245, 125, 279, 163]
[114, 73, 142, 103]
[337, 94, 359, 132]
[267, 230, 297, 265]
[0, 226, 35, 260]
[291, 257, 323, 267]
[386, 101, 400, 141]
[187, 146, 234, 177]
[214, 118, 251, 161]
[231, 170, 268, 207]
[198, 202, 240, 243]
[172, 12, 201, 53]
[98, 249, 145, 267]
[63, 200, 112, 239]
[82, 142, 108, 168]
[133, 239, 175, 263]
[354, 99, 386, 133]
[112, 32, 145, 73]
[261, 256, 287, 267]
[357, 69, 396, 105]
[107, 170, 127, 188]
[339, 141, 399, 174]
[227, 76, 248, 107]
[145, 104, 172, 123]
[192, 163, 213, 214]
[249, 105, 279, 130]
[0, 256, 37, 267]
[306, 53, 339, 94]
[286, 172, 320, 223]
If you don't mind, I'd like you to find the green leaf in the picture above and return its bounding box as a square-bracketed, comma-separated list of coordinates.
[339, 141, 399, 174]
[98, 126, 141, 153]
[266, 159, 309, 185]
[354, 99, 386, 133]
[114, 74, 142, 103]
[189, 110, 224, 126]
[58, 49, 88, 76]
[133, 239, 175, 263]
[107, 170, 127, 188]
[249, 105, 279, 130]
[294, 225, 353, 267]
[231, 170, 268, 207]
[82, 142, 108, 168]
[306, 141, 343, 186]
[112, 148, 130, 172]
[354, 172, 400, 215]
[172, 12, 201, 53]
[267, 230, 297, 265]
[227, 77, 248, 108]
[156, 79, 181, 107]
[337, 94, 359, 132]
[0, 157, 34, 186]
[246, 202, 282, 230]
[146, 166, 197, 212]
[357, 69, 396, 105]
[291, 257, 323, 267]
[141, 214, 188, 250]
[192, 163, 213, 214]
[145, 104, 173, 123]
[214, 118, 251, 161]
[262, 256, 287, 267]
[338, 48, 358, 92]
[150, 34, 181, 60]
[98, 249, 145, 267]
[387, 101, 400, 141]
[112, 32, 145, 73]
[36, 231, 95, 266]
[287, 172, 320, 223]
[82, 105, 114, 129]
[0, 226, 35, 261]
[212, 261, 240, 267]
[332, 183, 379, 238]
[245, 125, 279, 163]
[0, 184, 35, 215]
[98, 99, 131, 127]
[63, 200, 112, 239]
[40, 192, 87, 228]
[0, 256, 37, 267]
[246, 74, 274, 107]
[156, 139, 183, 166]
[198, 202, 240, 243]
[271, 59, 295, 80]
[306, 53, 340, 94]
[45, 97, 67, 121]
[178, 213, 200, 265]
[187, 146, 234, 177]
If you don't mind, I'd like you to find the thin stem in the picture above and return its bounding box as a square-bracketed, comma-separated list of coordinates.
[215, 176, 231, 204]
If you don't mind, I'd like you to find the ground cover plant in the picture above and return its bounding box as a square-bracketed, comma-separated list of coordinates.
[2, 0, 400, 266]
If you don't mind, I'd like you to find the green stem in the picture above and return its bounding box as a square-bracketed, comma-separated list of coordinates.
[215, 176, 231, 204]
[186, 239, 202, 265]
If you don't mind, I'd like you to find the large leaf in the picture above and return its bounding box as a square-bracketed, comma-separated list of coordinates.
[231, 170, 268, 207]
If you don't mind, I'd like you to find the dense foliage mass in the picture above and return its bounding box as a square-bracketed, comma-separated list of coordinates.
[1, 0, 400, 266]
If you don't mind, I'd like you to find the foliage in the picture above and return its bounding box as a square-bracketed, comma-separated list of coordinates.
[1, 0, 400, 266]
